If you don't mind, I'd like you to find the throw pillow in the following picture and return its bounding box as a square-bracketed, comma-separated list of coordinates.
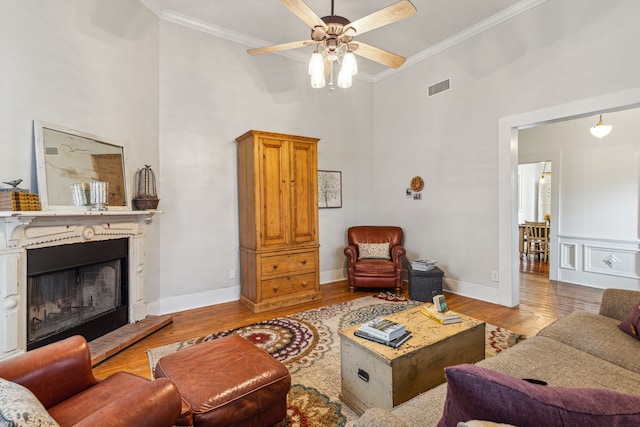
[438, 364, 640, 427]
[457, 422, 516, 427]
[618, 300, 640, 340]
[358, 243, 390, 259]
[0, 378, 60, 427]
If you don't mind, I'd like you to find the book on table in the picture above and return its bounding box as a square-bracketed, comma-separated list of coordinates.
[410, 258, 437, 271]
[354, 329, 413, 348]
[420, 305, 462, 325]
[358, 317, 406, 341]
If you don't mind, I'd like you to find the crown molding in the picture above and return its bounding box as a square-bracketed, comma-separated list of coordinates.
[143, 0, 547, 84]
[374, 0, 548, 82]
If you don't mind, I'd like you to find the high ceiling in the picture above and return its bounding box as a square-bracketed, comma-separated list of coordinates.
[141, 0, 542, 78]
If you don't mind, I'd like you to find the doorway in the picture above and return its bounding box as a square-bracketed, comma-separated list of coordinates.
[518, 161, 551, 275]
[497, 88, 640, 307]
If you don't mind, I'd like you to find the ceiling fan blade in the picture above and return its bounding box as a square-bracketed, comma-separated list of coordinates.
[280, 0, 327, 31]
[248, 40, 313, 55]
[344, 0, 416, 37]
[351, 42, 406, 69]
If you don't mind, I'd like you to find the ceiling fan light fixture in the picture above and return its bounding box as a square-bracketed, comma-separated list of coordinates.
[342, 51, 357, 76]
[308, 51, 324, 76]
[590, 115, 612, 139]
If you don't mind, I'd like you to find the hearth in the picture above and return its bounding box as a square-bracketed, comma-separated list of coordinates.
[26, 239, 128, 350]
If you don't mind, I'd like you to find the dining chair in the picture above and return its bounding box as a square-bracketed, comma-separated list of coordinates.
[525, 221, 549, 262]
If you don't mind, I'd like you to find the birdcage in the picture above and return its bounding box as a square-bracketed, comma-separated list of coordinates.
[133, 165, 159, 210]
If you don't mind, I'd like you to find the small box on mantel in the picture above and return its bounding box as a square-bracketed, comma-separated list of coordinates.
[408, 265, 444, 302]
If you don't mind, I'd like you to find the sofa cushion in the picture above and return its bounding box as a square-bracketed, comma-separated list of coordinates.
[437, 364, 640, 427]
[537, 311, 640, 374]
[618, 300, 640, 340]
[0, 377, 60, 427]
[358, 242, 390, 259]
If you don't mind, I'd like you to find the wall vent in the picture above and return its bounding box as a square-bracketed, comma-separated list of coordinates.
[428, 79, 450, 96]
[45, 146, 59, 156]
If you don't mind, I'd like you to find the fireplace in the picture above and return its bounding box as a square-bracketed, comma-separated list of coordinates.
[26, 239, 129, 350]
[0, 211, 155, 361]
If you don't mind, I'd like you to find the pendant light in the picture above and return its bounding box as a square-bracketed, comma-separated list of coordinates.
[589, 115, 612, 139]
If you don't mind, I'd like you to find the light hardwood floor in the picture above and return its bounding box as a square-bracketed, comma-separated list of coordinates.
[92, 259, 603, 380]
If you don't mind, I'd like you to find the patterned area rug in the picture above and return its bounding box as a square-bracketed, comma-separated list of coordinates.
[147, 293, 524, 427]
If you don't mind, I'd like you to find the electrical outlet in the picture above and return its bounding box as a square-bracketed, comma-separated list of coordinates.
[229, 269, 236, 279]
[491, 271, 499, 282]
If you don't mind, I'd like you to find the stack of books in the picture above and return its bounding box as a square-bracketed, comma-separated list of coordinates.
[410, 259, 437, 271]
[0, 192, 41, 211]
[355, 317, 412, 348]
[420, 304, 462, 325]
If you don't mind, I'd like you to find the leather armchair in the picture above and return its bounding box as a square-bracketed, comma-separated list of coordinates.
[344, 226, 406, 294]
[0, 335, 182, 427]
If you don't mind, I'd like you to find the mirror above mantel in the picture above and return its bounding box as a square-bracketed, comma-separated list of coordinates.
[33, 121, 130, 211]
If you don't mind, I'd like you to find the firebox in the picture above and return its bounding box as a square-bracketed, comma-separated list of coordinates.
[26, 238, 129, 350]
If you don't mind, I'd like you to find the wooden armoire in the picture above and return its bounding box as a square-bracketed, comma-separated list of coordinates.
[235, 130, 321, 312]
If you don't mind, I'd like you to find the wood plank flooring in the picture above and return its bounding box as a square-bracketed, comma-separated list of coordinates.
[92, 260, 603, 380]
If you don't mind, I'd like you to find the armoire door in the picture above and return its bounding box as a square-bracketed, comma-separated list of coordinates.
[289, 140, 318, 245]
[258, 137, 289, 247]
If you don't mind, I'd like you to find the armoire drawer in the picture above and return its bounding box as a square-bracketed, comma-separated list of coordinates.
[261, 251, 316, 276]
[261, 273, 316, 299]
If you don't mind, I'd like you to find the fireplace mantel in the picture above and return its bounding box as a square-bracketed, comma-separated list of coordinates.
[0, 210, 157, 360]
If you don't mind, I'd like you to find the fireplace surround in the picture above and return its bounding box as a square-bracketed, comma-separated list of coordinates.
[0, 210, 155, 360]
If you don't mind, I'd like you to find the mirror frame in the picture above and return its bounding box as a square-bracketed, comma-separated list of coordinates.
[33, 120, 131, 211]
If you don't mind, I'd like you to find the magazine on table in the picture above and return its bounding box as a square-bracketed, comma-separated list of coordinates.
[354, 329, 413, 348]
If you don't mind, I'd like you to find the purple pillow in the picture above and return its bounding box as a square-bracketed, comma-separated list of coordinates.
[437, 364, 640, 427]
[618, 300, 640, 340]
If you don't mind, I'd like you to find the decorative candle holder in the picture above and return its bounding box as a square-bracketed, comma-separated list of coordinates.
[89, 181, 108, 211]
[71, 183, 90, 206]
[133, 165, 159, 210]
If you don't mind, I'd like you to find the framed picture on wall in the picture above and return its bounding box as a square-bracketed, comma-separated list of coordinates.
[318, 170, 342, 208]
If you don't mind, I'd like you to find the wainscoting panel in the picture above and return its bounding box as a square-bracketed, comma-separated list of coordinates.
[560, 243, 577, 270]
[584, 245, 640, 279]
[557, 234, 640, 290]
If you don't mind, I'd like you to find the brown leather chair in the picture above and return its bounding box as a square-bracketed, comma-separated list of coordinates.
[0, 335, 182, 427]
[344, 226, 406, 294]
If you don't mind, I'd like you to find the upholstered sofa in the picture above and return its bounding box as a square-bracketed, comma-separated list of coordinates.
[354, 288, 640, 426]
[0, 335, 182, 427]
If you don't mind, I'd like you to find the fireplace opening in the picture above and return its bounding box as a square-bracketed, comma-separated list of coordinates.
[27, 238, 129, 350]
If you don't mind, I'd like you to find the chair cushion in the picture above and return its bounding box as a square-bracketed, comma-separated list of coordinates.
[353, 258, 396, 275]
[358, 243, 390, 259]
[47, 372, 151, 426]
[0, 377, 60, 427]
[437, 364, 640, 427]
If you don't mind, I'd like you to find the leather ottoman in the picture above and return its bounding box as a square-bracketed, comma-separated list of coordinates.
[154, 335, 291, 427]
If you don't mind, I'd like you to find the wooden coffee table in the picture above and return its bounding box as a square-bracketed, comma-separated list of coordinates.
[338, 304, 485, 415]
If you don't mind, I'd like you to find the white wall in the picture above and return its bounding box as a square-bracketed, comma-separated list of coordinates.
[519, 109, 640, 289]
[372, 0, 640, 303]
[3, 0, 640, 314]
[152, 21, 374, 313]
[0, 0, 162, 299]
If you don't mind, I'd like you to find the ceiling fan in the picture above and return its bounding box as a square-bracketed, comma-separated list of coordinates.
[248, 0, 417, 88]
